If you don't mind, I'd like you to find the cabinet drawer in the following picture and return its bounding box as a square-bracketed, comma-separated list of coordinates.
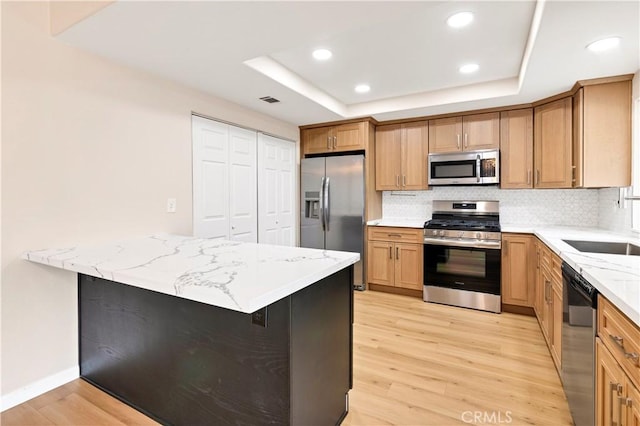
[599, 295, 640, 389]
[367, 226, 423, 243]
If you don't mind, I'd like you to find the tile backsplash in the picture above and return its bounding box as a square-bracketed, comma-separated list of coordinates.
[382, 187, 600, 227]
[598, 187, 635, 234]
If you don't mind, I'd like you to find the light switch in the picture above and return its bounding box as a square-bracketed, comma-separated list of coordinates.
[167, 198, 177, 213]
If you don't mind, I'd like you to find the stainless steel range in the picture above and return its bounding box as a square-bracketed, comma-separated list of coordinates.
[423, 200, 501, 313]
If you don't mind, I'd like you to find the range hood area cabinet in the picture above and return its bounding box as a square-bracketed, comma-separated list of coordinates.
[573, 79, 632, 188]
[375, 121, 428, 191]
[428, 112, 500, 154]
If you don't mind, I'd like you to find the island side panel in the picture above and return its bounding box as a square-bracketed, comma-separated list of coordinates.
[79, 274, 291, 425]
[291, 266, 353, 424]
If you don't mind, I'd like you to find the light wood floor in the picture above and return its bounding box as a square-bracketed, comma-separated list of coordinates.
[2, 291, 572, 425]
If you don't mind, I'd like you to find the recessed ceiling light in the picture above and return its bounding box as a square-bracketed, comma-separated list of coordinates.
[447, 11, 474, 28]
[586, 36, 621, 52]
[312, 49, 332, 61]
[459, 63, 479, 74]
[355, 84, 370, 93]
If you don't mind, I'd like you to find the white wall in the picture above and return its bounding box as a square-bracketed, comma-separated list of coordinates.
[1, 1, 298, 403]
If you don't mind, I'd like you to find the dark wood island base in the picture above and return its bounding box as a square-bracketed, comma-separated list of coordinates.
[79, 267, 353, 425]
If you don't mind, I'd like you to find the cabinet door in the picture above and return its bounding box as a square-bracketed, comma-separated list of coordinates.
[462, 112, 500, 151]
[367, 241, 394, 287]
[428, 117, 462, 153]
[303, 127, 331, 155]
[394, 243, 423, 290]
[375, 125, 402, 190]
[500, 109, 533, 188]
[579, 81, 632, 188]
[333, 122, 365, 152]
[401, 121, 428, 190]
[534, 242, 543, 319]
[501, 234, 535, 307]
[534, 98, 573, 188]
[597, 338, 626, 426]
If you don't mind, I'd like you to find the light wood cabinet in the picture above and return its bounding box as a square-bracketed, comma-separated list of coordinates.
[596, 294, 640, 426]
[501, 233, 535, 307]
[302, 121, 366, 155]
[573, 80, 632, 188]
[428, 112, 499, 153]
[375, 121, 428, 190]
[500, 109, 533, 189]
[367, 226, 423, 294]
[534, 238, 562, 372]
[533, 97, 573, 188]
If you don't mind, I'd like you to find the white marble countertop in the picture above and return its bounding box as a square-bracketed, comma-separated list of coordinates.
[23, 234, 359, 314]
[366, 218, 426, 228]
[506, 226, 640, 327]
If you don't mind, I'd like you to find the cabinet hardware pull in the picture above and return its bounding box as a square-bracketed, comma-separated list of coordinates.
[624, 352, 639, 366]
[389, 247, 392, 259]
[456, 134, 461, 149]
[610, 334, 625, 348]
[327, 136, 331, 150]
[333, 136, 337, 149]
[610, 382, 623, 426]
[464, 133, 468, 148]
[536, 170, 540, 185]
[387, 234, 402, 237]
[618, 396, 627, 426]
[396, 175, 400, 187]
[527, 170, 532, 185]
[396, 247, 399, 260]
[402, 175, 406, 187]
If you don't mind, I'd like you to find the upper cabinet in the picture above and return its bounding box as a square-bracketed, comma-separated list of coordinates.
[573, 79, 632, 188]
[428, 112, 499, 153]
[500, 109, 533, 189]
[375, 121, 428, 191]
[302, 121, 366, 155]
[534, 97, 573, 188]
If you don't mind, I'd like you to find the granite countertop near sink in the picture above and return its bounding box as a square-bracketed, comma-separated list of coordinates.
[23, 234, 359, 314]
[505, 226, 640, 327]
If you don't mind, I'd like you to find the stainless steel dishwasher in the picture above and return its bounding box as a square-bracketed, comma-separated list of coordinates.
[561, 262, 598, 426]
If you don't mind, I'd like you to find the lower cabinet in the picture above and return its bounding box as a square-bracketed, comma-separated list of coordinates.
[367, 226, 423, 294]
[534, 237, 562, 372]
[596, 295, 640, 426]
[501, 233, 535, 307]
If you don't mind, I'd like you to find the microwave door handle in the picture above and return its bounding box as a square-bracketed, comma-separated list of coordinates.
[476, 155, 481, 183]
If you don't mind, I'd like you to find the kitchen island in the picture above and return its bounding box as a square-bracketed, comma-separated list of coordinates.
[24, 235, 359, 425]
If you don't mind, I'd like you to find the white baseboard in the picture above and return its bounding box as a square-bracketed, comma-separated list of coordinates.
[0, 366, 79, 412]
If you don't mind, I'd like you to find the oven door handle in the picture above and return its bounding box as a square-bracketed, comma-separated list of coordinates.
[423, 238, 502, 250]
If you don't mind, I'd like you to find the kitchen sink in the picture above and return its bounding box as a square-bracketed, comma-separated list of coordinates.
[562, 240, 640, 256]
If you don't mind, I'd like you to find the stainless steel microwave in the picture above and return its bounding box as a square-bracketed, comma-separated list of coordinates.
[428, 149, 499, 185]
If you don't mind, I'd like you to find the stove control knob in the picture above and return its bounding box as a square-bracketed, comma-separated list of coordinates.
[432, 230, 438, 236]
[438, 230, 445, 237]
[458, 231, 464, 238]
[475, 232, 482, 239]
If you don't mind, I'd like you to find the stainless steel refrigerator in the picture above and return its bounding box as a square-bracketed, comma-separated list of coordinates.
[300, 154, 365, 289]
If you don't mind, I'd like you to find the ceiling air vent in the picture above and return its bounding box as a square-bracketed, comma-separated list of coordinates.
[259, 96, 280, 104]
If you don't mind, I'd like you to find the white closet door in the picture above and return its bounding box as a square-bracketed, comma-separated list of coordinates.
[228, 126, 258, 243]
[258, 134, 296, 246]
[192, 116, 230, 239]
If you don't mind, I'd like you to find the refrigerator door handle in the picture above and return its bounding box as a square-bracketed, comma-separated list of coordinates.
[319, 177, 326, 231]
[324, 177, 330, 231]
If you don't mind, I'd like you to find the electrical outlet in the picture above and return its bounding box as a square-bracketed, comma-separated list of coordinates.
[167, 198, 177, 213]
